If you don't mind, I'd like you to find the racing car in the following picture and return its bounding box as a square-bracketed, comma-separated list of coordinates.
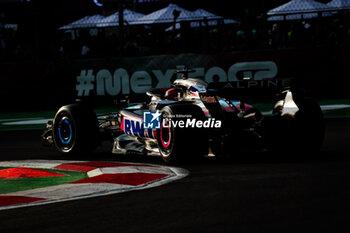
[42, 68, 325, 163]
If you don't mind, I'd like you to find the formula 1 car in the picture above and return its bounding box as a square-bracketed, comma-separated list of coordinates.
[42, 68, 325, 163]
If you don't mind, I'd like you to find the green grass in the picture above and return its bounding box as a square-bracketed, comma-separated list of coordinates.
[0, 168, 88, 194]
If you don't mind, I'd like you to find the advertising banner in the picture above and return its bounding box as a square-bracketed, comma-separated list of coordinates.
[0, 46, 348, 111]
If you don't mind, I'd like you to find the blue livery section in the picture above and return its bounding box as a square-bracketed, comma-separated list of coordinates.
[124, 118, 155, 139]
[189, 85, 206, 92]
[125, 104, 143, 110]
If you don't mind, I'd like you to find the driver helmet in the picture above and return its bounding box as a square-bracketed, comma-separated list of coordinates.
[164, 88, 179, 100]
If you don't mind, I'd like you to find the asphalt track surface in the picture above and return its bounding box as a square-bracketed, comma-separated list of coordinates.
[0, 118, 350, 233]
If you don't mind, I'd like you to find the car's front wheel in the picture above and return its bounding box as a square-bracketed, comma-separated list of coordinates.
[53, 103, 99, 155]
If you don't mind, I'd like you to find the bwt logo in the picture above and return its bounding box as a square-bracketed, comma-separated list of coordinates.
[143, 111, 161, 129]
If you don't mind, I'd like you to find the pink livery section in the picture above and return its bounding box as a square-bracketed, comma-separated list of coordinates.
[219, 100, 253, 112]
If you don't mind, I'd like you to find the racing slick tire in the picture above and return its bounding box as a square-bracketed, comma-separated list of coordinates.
[294, 98, 325, 152]
[262, 98, 324, 154]
[157, 104, 208, 163]
[52, 103, 99, 155]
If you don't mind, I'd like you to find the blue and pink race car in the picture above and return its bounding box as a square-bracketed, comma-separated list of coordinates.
[42, 68, 324, 163]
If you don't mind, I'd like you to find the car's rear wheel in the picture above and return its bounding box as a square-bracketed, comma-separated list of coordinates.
[262, 98, 324, 154]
